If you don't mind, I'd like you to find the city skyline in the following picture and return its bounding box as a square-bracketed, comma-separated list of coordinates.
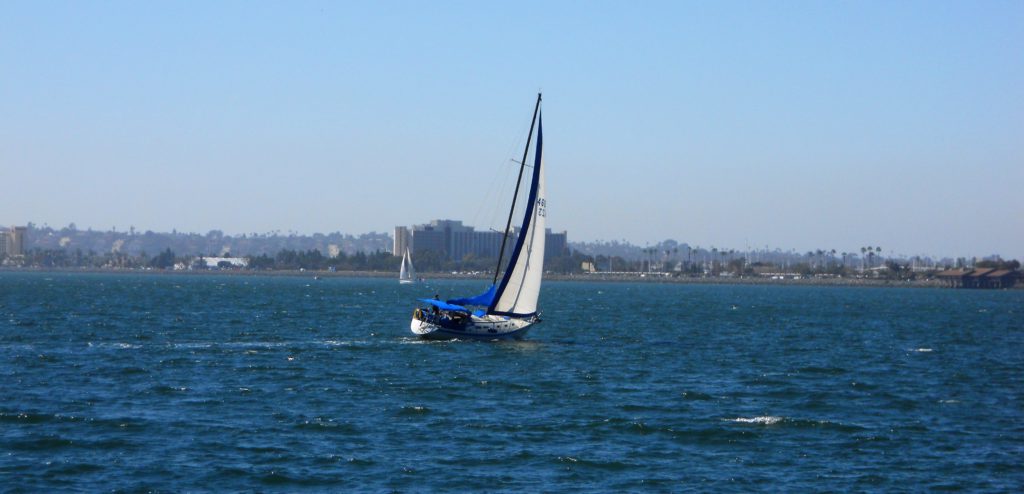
[2, 2, 1022, 260]
[3, 220, 1015, 266]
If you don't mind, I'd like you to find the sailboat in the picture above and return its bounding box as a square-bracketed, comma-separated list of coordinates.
[399, 248, 416, 284]
[410, 93, 546, 340]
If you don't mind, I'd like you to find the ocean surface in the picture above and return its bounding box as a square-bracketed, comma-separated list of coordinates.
[1, 271, 1022, 492]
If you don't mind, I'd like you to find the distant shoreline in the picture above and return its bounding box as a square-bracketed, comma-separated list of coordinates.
[5, 266, 1021, 290]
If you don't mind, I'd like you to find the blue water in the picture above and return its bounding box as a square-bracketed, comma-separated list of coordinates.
[1, 272, 1022, 491]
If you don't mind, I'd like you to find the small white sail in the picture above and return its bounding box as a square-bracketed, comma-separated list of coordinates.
[400, 248, 416, 284]
[405, 249, 416, 281]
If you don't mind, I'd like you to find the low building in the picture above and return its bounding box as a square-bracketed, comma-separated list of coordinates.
[983, 269, 1019, 289]
[936, 268, 1019, 289]
[200, 257, 249, 269]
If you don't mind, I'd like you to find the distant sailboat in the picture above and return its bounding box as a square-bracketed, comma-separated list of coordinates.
[399, 248, 416, 284]
[411, 93, 546, 340]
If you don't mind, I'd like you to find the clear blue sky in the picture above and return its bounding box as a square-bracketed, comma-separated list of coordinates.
[2, 1, 1022, 260]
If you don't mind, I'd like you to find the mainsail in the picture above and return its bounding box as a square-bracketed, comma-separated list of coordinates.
[488, 114, 545, 317]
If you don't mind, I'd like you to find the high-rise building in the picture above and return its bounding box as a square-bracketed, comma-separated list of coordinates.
[0, 231, 8, 257]
[451, 229, 505, 261]
[405, 219, 568, 263]
[393, 226, 411, 256]
[545, 229, 568, 259]
[5, 227, 26, 256]
[411, 219, 467, 259]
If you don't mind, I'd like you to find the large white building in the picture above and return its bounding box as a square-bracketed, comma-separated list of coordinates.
[393, 226, 411, 256]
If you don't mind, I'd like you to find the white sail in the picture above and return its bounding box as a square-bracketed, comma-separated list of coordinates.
[405, 249, 416, 280]
[490, 117, 545, 316]
[399, 249, 415, 283]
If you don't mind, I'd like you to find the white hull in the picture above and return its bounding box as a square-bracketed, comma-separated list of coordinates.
[399, 279, 415, 284]
[410, 311, 538, 340]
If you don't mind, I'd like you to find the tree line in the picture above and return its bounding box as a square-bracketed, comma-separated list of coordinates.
[5, 247, 1016, 280]
[2, 247, 591, 274]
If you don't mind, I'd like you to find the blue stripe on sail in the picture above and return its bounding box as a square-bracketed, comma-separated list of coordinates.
[488, 113, 543, 317]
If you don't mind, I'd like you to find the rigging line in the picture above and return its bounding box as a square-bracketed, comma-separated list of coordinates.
[475, 155, 517, 236]
[493, 93, 541, 285]
[470, 119, 532, 236]
[488, 120, 534, 228]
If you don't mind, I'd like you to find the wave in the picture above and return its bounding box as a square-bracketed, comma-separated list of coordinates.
[85, 342, 142, 350]
[727, 416, 866, 432]
[680, 391, 715, 400]
[322, 339, 372, 346]
[0, 410, 147, 431]
[555, 456, 635, 471]
[796, 365, 848, 375]
[151, 385, 189, 394]
[118, 366, 149, 375]
[293, 418, 360, 434]
[5, 434, 133, 452]
[395, 405, 431, 416]
[176, 341, 290, 349]
[0, 410, 66, 424]
[731, 415, 784, 425]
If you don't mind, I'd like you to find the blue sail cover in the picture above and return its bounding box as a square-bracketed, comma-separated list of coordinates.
[447, 285, 496, 307]
[418, 299, 471, 313]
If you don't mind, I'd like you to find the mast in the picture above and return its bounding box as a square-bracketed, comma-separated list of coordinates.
[493, 92, 542, 285]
